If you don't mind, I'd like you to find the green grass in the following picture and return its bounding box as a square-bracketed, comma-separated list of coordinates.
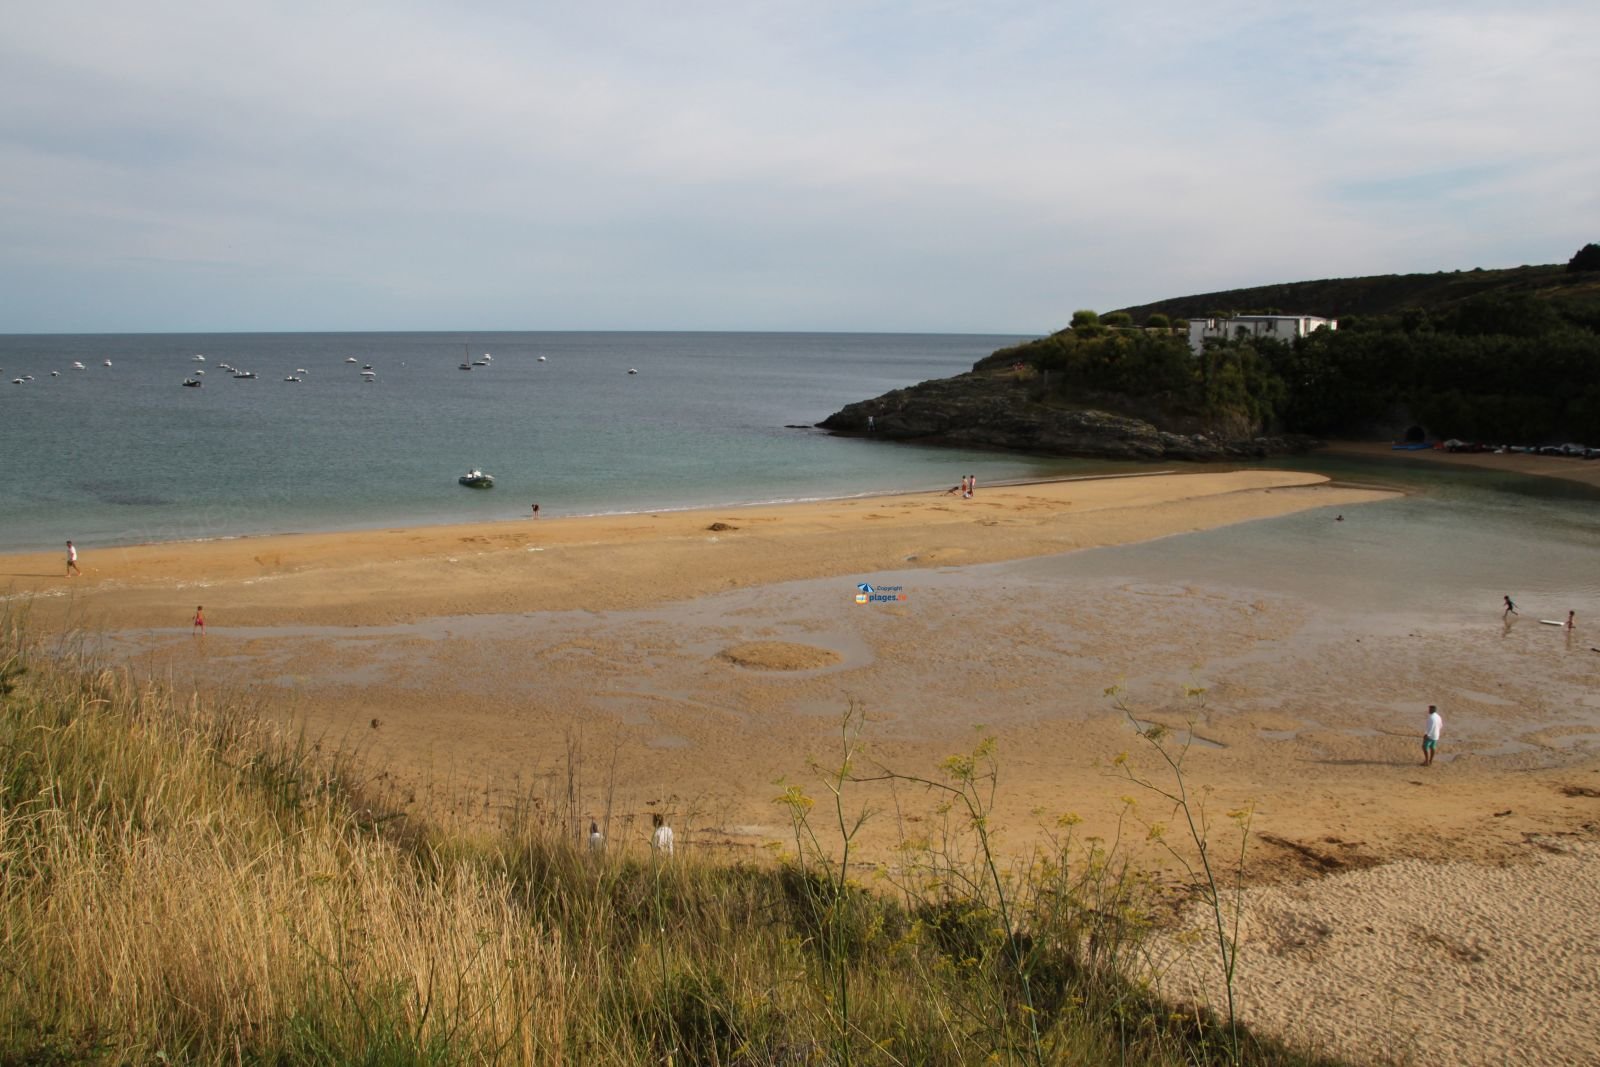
[0, 618, 1347, 1065]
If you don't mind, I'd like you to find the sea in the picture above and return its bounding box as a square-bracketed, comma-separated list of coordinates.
[0, 330, 1109, 553]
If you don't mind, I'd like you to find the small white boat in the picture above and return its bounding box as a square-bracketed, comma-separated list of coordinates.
[72, 361, 85, 369]
[537, 356, 546, 362]
[472, 359, 489, 366]
[102, 360, 112, 367]
[459, 362, 472, 370]
[11, 378, 24, 384]
[232, 370, 256, 379]
[362, 363, 373, 370]
[182, 378, 202, 388]
[458, 468, 494, 488]
[194, 369, 205, 375]
[627, 368, 639, 375]
[295, 368, 307, 374]
[22, 374, 34, 381]
[284, 375, 302, 382]
[193, 354, 206, 361]
[219, 363, 234, 371]
[50, 370, 59, 376]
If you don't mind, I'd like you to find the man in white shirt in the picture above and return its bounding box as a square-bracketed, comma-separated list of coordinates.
[1423, 705, 1442, 767]
[651, 812, 674, 857]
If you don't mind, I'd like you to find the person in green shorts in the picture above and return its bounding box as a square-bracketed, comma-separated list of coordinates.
[1422, 705, 1442, 767]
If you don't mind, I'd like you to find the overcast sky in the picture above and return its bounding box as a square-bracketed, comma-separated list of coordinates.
[2, 1, 1596, 334]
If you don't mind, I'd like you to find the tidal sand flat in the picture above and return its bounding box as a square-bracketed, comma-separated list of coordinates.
[11, 466, 1600, 1063]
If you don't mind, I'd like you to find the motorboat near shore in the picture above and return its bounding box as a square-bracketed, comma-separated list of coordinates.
[182, 378, 202, 388]
[458, 469, 494, 488]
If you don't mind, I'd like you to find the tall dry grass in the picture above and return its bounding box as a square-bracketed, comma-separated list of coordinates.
[0, 617, 1344, 1065]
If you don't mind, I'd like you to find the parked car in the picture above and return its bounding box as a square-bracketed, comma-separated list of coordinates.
[1583, 447, 1600, 460]
[1559, 443, 1587, 456]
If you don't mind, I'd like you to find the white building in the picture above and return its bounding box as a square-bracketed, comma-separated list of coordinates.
[1187, 314, 1336, 354]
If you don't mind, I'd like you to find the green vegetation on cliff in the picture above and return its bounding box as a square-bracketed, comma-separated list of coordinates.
[986, 247, 1600, 444]
[980, 325, 1282, 440]
[1111, 245, 1600, 325]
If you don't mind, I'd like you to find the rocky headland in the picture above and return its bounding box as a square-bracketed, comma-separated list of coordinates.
[817, 369, 1316, 461]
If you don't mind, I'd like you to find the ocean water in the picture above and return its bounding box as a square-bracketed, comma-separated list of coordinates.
[0, 331, 1118, 552]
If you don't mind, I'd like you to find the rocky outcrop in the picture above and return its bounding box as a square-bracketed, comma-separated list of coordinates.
[816, 371, 1316, 460]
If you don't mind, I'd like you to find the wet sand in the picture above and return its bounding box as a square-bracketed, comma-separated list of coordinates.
[8, 466, 1600, 1063]
[1324, 440, 1600, 490]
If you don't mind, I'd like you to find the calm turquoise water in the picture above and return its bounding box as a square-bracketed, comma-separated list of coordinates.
[1023, 452, 1600, 617]
[1, 331, 1126, 552]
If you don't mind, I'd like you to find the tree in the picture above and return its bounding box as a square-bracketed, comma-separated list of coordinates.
[1568, 243, 1600, 272]
[1102, 311, 1133, 328]
[1068, 309, 1106, 338]
[1145, 313, 1171, 329]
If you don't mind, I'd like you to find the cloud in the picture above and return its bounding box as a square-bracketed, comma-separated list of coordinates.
[0, 1, 1596, 331]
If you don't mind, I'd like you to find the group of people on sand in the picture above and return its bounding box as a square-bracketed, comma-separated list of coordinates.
[1502, 594, 1575, 631]
[944, 474, 978, 498]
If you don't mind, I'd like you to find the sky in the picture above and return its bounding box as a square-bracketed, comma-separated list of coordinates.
[1, 1, 1597, 334]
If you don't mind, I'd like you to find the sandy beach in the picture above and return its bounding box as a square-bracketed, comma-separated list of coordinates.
[7, 466, 1600, 1065]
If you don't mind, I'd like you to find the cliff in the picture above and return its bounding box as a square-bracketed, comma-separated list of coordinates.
[816, 369, 1314, 460]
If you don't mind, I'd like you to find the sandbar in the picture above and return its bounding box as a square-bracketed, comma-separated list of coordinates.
[4, 469, 1380, 630]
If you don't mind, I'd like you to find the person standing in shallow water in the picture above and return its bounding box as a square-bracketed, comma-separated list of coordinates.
[1422, 705, 1442, 767]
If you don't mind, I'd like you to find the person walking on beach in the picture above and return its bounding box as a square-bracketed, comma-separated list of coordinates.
[1422, 705, 1442, 767]
[531, 503, 540, 519]
[961, 474, 971, 499]
[968, 473, 977, 497]
[1503, 595, 1518, 619]
[192, 605, 205, 635]
[65, 540, 80, 577]
[650, 812, 674, 857]
[1566, 610, 1576, 632]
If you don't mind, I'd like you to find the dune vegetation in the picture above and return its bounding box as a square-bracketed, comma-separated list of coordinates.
[0, 617, 1343, 1066]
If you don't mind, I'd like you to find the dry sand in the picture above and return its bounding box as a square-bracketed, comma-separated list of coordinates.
[7, 466, 1599, 1064]
[1153, 833, 1600, 1067]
